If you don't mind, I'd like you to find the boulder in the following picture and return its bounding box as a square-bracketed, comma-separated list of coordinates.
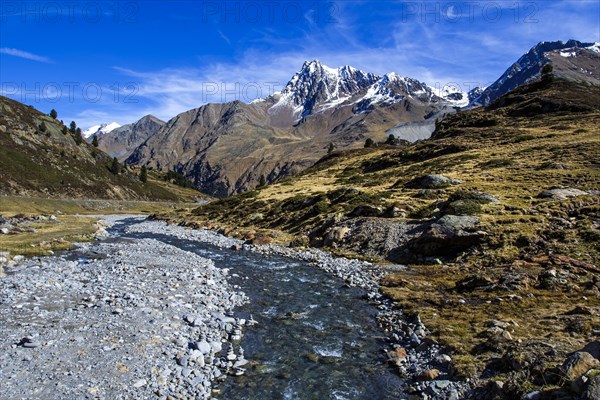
[405, 174, 462, 189]
[387, 347, 408, 367]
[582, 374, 600, 400]
[350, 204, 383, 217]
[324, 227, 350, 246]
[582, 342, 600, 360]
[406, 215, 485, 257]
[539, 188, 588, 200]
[561, 351, 599, 381]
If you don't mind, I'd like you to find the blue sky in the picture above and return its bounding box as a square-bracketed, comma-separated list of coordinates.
[1, 0, 598, 129]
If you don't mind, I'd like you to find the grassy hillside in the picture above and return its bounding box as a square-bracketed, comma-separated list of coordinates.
[160, 79, 600, 396]
[0, 96, 204, 202]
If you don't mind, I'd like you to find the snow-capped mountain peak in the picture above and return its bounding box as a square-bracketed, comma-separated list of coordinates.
[83, 122, 121, 139]
[274, 60, 380, 119]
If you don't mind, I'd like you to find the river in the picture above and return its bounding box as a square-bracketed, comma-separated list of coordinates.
[0, 215, 406, 399]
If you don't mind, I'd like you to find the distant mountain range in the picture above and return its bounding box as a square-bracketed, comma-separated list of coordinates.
[124, 59, 466, 196]
[69, 39, 600, 197]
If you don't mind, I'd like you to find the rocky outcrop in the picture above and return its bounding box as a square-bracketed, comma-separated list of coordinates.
[404, 174, 462, 189]
[322, 214, 485, 262]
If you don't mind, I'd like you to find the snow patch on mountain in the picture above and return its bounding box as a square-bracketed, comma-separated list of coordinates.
[83, 122, 121, 139]
[429, 84, 469, 107]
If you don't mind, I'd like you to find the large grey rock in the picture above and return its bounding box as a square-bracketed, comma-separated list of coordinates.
[561, 351, 599, 380]
[582, 374, 600, 400]
[350, 205, 383, 217]
[539, 188, 588, 200]
[405, 174, 462, 189]
[437, 215, 480, 230]
[406, 215, 485, 258]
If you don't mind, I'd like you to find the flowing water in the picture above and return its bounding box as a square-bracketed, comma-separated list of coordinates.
[111, 219, 405, 399]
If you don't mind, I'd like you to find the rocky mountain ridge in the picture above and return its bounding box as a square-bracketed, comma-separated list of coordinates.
[471, 40, 598, 106]
[97, 115, 165, 161]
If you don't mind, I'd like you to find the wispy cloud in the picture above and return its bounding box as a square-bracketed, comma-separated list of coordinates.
[218, 30, 231, 45]
[0, 47, 53, 63]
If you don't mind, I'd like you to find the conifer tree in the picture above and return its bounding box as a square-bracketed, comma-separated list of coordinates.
[110, 157, 120, 174]
[139, 165, 148, 183]
[49, 109, 57, 119]
[92, 134, 99, 147]
[74, 127, 83, 145]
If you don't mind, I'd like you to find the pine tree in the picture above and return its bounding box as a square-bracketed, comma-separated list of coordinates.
[39, 121, 47, 132]
[385, 134, 396, 145]
[61, 126, 68, 135]
[74, 127, 83, 145]
[92, 134, 99, 147]
[69, 121, 77, 134]
[49, 109, 57, 119]
[139, 165, 148, 183]
[364, 138, 375, 148]
[258, 174, 266, 187]
[110, 157, 120, 174]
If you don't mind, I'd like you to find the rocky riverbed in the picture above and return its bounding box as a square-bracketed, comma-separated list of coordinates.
[1, 215, 469, 399]
[0, 215, 248, 400]
[126, 217, 470, 399]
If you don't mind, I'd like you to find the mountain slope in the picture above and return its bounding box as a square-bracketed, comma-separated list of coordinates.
[472, 40, 598, 106]
[97, 115, 165, 161]
[0, 96, 198, 201]
[163, 78, 600, 397]
[127, 61, 458, 197]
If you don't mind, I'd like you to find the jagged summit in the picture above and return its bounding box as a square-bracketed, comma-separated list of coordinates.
[272, 60, 460, 121]
[471, 39, 597, 106]
[276, 60, 380, 118]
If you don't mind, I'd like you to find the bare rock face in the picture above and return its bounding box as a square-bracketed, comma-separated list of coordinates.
[322, 214, 484, 262]
[97, 115, 165, 161]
